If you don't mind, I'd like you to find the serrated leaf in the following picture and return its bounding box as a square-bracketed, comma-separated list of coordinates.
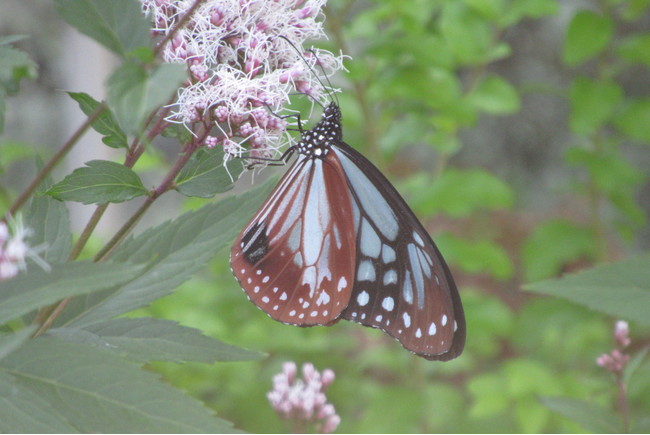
[539, 397, 619, 433]
[0, 372, 78, 433]
[49, 317, 263, 363]
[523, 254, 650, 326]
[26, 192, 72, 265]
[107, 61, 186, 134]
[67, 92, 127, 148]
[0, 327, 36, 361]
[47, 160, 147, 204]
[176, 148, 244, 198]
[63, 179, 276, 327]
[54, 0, 150, 57]
[563, 10, 613, 66]
[0, 338, 238, 433]
[0, 261, 145, 325]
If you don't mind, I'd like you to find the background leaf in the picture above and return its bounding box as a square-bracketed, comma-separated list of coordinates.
[67, 92, 127, 148]
[524, 254, 650, 326]
[48, 318, 263, 363]
[176, 148, 244, 198]
[0, 338, 238, 433]
[539, 397, 619, 433]
[54, 0, 150, 57]
[563, 10, 613, 66]
[0, 261, 145, 325]
[46, 160, 148, 204]
[61, 180, 275, 328]
[107, 62, 186, 134]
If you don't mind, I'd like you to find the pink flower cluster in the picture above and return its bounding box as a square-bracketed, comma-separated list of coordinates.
[140, 0, 345, 159]
[596, 320, 631, 373]
[268, 361, 340, 433]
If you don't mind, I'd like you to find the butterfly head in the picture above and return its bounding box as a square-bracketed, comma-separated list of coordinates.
[296, 103, 343, 158]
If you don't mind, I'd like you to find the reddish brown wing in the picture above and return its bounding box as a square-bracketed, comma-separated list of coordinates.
[230, 154, 356, 325]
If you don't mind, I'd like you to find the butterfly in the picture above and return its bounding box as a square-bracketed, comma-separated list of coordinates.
[230, 102, 465, 361]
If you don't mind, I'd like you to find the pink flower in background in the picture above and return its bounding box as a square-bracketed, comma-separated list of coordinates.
[0, 216, 49, 281]
[268, 361, 340, 433]
[597, 320, 631, 373]
[140, 0, 345, 160]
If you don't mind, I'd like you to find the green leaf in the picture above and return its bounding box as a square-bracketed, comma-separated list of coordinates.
[67, 92, 127, 148]
[0, 372, 77, 433]
[408, 168, 514, 218]
[524, 254, 650, 326]
[162, 123, 193, 144]
[539, 397, 619, 433]
[0, 327, 36, 361]
[63, 179, 275, 327]
[47, 160, 147, 204]
[617, 33, 650, 68]
[107, 62, 186, 134]
[623, 346, 649, 386]
[522, 219, 598, 282]
[569, 77, 623, 135]
[49, 317, 263, 363]
[0, 261, 145, 325]
[54, 0, 150, 57]
[26, 191, 72, 265]
[469, 75, 520, 114]
[0, 43, 37, 133]
[500, 0, 558, 25]
[613, 98, 650, 143]
[0, 338, 239, 433]
[176, 148, 244, 198]
[563, 10, 614, 66]
[437, 234, 513, 280]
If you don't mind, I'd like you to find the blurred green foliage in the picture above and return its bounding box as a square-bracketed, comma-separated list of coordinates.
[131, 0, 650, 433]
[3, 0, 648, 432]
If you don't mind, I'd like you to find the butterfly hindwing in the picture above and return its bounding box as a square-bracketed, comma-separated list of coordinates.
[231, 154, 357, 326]
[332, 142, 466, 360]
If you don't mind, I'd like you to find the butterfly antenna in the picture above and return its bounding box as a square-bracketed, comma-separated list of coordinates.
[277, 35, 335, 109]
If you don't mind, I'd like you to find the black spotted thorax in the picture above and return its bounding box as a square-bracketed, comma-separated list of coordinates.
[296, 103, 343, 158]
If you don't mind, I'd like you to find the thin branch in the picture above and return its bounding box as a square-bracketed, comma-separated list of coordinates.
[5, 103, 106, 219]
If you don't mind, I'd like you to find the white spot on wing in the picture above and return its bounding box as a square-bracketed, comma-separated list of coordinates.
[403, 312, 411, 328]
[382, 245, 396, 263]
[357, 291, 370, 307]
[357, 260, 376, 282]
[360, 219, 381, 258]
[337, 276, 347, 292]
[383, 269, 397, 285]
[382, 296, 395, 311]
[428, 322, 437, 336]
[442, 314, 448, 326]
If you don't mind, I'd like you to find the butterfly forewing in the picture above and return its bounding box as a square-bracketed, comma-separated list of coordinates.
[231, 153, 357, 325]
[332, 143, 466, 361]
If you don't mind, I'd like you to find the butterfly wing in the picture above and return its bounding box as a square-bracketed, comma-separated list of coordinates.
[230, 154, 357, 325]
[331, 141, 466, 361]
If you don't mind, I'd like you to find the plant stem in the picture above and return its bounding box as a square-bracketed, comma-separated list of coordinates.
[5, 103, 105, 220]
[616, 373, 629, 433]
